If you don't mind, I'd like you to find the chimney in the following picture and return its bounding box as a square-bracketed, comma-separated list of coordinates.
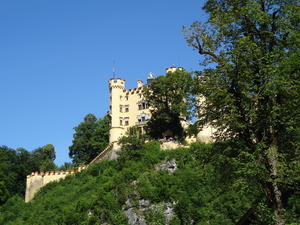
[137, 80, 143, 87]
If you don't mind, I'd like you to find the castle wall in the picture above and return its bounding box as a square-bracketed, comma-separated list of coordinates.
[108, 67, 215, 144]
[108, 77, 151, 143]
[25, 165, 88, 202]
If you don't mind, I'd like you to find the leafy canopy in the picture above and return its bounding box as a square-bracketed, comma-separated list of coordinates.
[144, 69, 193, 139]
[69, 114, 110, 165]
[184, 0, 300, 224]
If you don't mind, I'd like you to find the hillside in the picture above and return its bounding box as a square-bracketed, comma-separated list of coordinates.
[0, 141, 296, 225]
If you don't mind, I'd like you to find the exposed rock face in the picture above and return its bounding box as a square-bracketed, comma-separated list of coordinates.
[123, 159, 178, 224]
[155, 159, 178, 174]
[123, 199, 177, 225]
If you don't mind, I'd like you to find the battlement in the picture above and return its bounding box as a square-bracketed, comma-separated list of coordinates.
[25, 165, 88, 202]
[26, 165, 88, 179]
[123, 85, 145, 95]
[109, 78, 125, 89]
[166, 66, 184, 73]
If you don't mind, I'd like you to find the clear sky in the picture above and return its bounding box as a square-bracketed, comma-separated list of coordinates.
[0, 0, 207, 166]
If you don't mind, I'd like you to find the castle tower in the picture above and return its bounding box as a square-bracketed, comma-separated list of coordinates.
[108, 78, 126, 143]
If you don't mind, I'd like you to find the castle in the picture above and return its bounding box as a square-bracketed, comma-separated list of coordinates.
[107, 66, 214, 150]
[25, 66, 215, 202]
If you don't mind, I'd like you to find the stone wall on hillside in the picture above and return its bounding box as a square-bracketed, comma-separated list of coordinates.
[25, 165, 88, 202]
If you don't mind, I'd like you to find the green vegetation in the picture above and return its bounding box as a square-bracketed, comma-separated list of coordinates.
[69, 114, 110, 165]
[0, 144, 57, 205]
[2, 139, 299, 224]
[0, 113, 109, 209]
[183, 1, 300, 224]
[0, 141, 274, 224]
[144, 69, 193, 140]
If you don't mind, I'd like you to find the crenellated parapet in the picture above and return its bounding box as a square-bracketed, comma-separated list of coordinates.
[25, 165, 88, 202]
[108, 78, 125, 89]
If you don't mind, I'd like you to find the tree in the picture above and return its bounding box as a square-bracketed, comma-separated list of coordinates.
[57, 162, 76, 171]
[144, 69, 193, 139]
[0, 144, 58, 207]
[0, 146, 12, 205]
[117, 126, 146, 163]
[32, 144, 57, 172]
[183, 1, 300, 224]
[69, 114, 110, 165]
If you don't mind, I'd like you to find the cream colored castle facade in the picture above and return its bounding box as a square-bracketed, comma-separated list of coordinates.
[25, 165, 88, 202]
[108, 66, 215, 147]
[108, 75, 152, 144]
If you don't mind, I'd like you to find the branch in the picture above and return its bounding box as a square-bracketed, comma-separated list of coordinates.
[194, 36, 220, 61]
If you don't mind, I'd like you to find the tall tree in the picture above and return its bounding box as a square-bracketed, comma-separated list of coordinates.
[144, 69, 193, 139]
[32, 144, 57, 172]
[184, 1, 300, 224]
[69, 114, 110, 165]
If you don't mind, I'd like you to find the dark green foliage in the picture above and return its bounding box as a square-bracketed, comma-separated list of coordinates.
[184, 1, 300, 223]
[1, 138, 299, 224]
[57, 162, 76, 171]
[144, 69, 193, 139]
[0, 145, 58, 206]
[0, 142, 268, 224]
[69, 114, 110, 165]
[31, 144, 56, 172]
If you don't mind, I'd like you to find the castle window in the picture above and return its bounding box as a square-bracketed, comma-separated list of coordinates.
[125, 96, 128, 101]
[125, 105, 129, 112]
[124, 118, 129, 126]
[120, 96, 123, 101]
[119, 117, 123, 126]
[138, 102, 149, 110]
[137, 113, 149, 123]
[120, 105, 123, 112]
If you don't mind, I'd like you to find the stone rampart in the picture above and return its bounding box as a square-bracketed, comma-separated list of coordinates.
[25, 165, 88, 202]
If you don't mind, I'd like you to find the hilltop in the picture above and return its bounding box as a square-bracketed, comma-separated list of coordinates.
[0, 141, 275, 225]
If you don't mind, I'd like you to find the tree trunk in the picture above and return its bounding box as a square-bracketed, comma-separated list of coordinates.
[263, 146, 285, 225]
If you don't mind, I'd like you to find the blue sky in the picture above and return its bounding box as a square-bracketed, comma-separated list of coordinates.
[1, 0, 207, 166]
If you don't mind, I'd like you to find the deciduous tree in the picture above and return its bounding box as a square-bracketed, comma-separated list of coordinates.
[144, 69, 193, 139]
[69, 114, 110, 165]
[184, 1, 300, 224]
